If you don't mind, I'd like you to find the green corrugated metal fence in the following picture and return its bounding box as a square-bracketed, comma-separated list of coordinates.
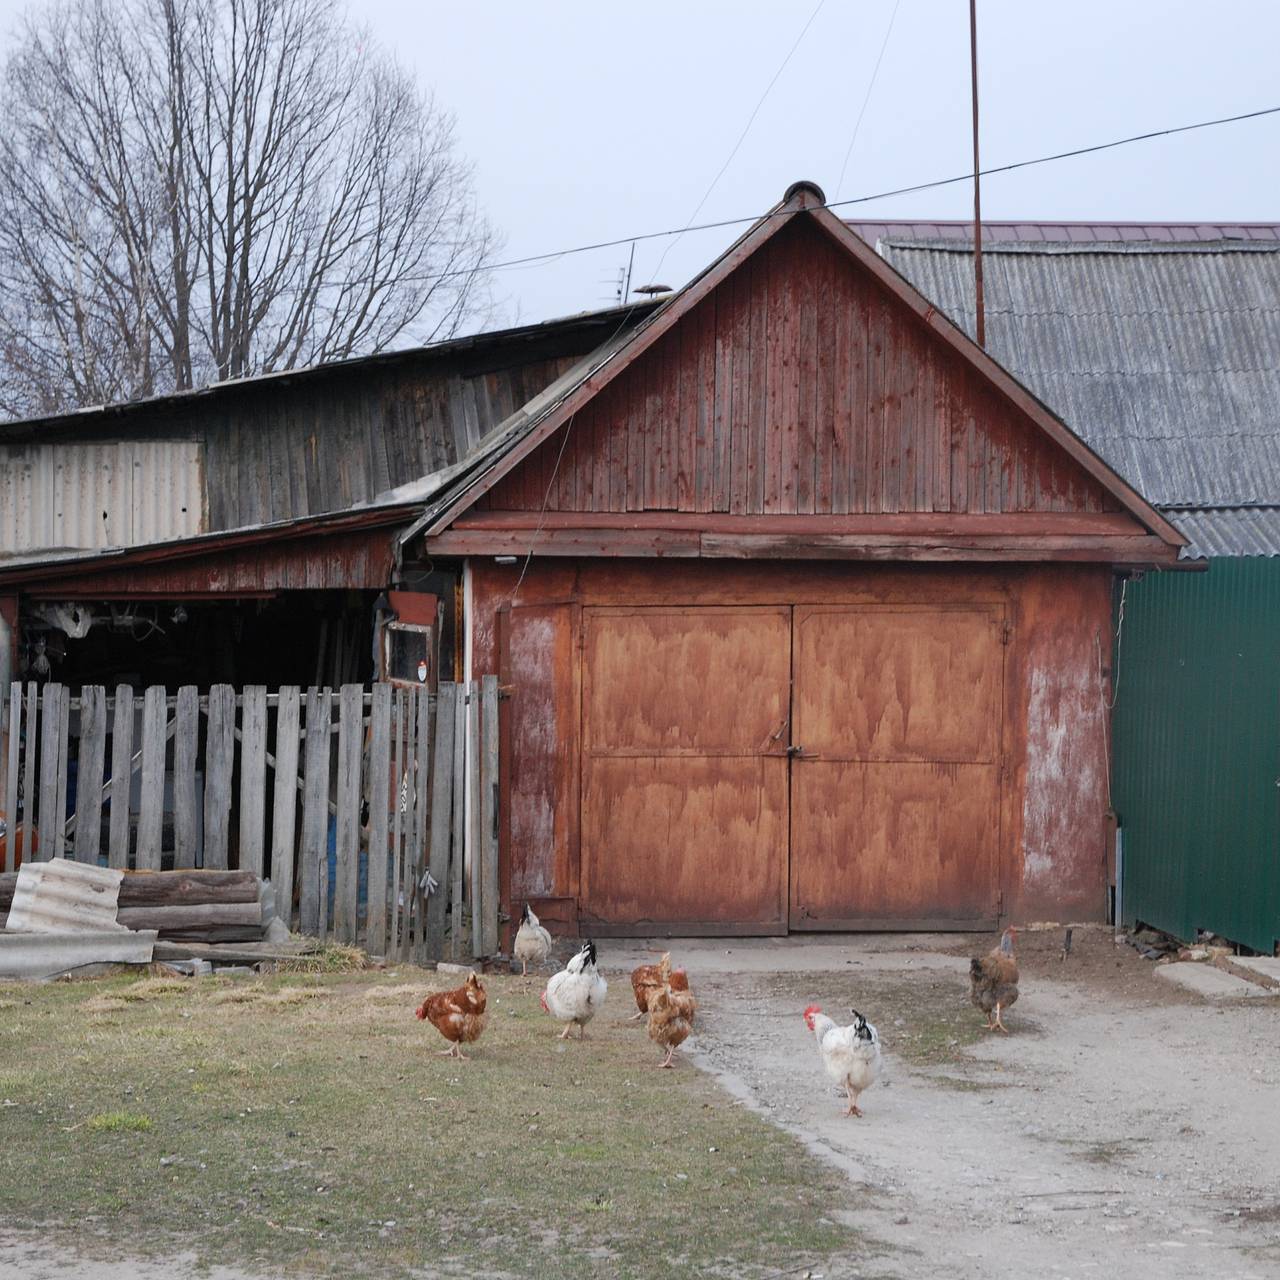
[1112, 559, 1280, 954]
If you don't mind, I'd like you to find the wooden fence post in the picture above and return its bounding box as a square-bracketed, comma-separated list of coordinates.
[271, 686, 301, 924]
[425, 682, 456, 961]
[449, 683, 466, 961]
[467, 682, 483, 959]
[203, 684, 236, 871]
[479, 675, 500, 957]
[107, 685, 134, 869]
[333, 684, 363, 945]
[365, 684, 392, 956]
[20, 682, 39, 863]
[37, 684, 65, 861]
[299, 687, 331, 938]
[135, 685, 167, 870]
[4, 683, 20, 872]
[411, 688, 433, 965]
[173, 686, 200, 870]
[238, 686, 268, 878]
[72, 686, 106, 865]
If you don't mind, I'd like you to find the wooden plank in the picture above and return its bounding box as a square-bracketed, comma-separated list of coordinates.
[424, 681, 456, 961]
[37, 684, 64, 861]
[237, 686, 268, 877]
[299, 687, 331, 938]
[365, 683, 392, 956]
[107, 685, 134, 869]
[269, 687, 301, 923]
[202, 684, 236, 872]
[54, 687, 70, 858]
[479, 675, 500, 957]
[389, 689, 408, 960]
[411, 687, 432, 964]
[173, 686, 199, 870]
[4, 683, 20, 872]
[135, 685, 167, 871]
[332, 684, 363, 944]
[72, 687, 107, 864]
[19, 684, 38, 860]
[449, 683, 466, 960]
[467, 681, 483, 958]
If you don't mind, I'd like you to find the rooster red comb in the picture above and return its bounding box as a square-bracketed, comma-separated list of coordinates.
[802, 1003, 822, 1024]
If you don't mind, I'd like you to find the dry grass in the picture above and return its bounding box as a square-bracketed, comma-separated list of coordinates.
[0, 966, 861, 1278]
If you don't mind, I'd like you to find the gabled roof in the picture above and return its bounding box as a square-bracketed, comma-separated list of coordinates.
[414, 183, 1184, 554]
[875, 233, 1280, 558]
[848, 219, 1280, 245]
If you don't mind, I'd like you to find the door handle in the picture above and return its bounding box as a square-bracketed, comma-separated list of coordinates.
[786, 744, 804, 758]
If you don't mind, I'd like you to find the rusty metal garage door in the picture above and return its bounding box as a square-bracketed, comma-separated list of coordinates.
[788, 604, 1006, 930]
[579, 606, 791, 935]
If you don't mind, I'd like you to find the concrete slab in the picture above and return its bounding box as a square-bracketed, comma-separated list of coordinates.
[1153, 961, 1277, 1000]
[1232, 956, 1280, 986]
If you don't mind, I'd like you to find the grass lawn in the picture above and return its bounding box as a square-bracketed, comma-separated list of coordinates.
[0, 964, 862, 1278]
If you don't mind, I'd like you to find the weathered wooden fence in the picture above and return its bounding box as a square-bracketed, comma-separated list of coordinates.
[0, 680, 501, 961]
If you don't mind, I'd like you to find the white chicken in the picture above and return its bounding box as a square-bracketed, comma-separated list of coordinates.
[512, 902, 553, 976]
[541, 939, 607, 1040]
[803, 1005, 882, 1118]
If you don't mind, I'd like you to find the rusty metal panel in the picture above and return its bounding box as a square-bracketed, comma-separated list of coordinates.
[0, 440, 204, 554]
[579, 606, 790, 932]
[789, 604, 1004, 927]
[480, 217, 1112, 522]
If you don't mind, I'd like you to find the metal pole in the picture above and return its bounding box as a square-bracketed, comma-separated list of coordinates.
[969, 0, 985, 348]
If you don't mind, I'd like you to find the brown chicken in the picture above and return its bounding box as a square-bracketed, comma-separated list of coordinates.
[415, 972, 488, 1059]
[629, 952, 689, 1021]
[646, 958, 697, 1068]
[970, 927, 1018, 1033]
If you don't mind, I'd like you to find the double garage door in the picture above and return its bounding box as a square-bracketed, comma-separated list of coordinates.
[580, 604, 1006, 934]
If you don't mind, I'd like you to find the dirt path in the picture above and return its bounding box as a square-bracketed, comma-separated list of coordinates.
[611, 931, 1280, 1279]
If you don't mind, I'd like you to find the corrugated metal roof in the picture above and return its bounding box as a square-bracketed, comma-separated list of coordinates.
[0, 440, 205, 554]
[876, 237, 1280, 556]
[1161, 508, 1280, 560]
[848, 219, 1280, 244]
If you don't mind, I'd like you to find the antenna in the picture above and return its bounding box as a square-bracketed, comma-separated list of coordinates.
[969, 0, 985, 348]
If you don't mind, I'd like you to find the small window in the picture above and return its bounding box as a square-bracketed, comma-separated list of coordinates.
[382, 621, 435, 688]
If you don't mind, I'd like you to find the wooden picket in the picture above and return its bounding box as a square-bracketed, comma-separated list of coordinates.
[0, 678, 504, 959]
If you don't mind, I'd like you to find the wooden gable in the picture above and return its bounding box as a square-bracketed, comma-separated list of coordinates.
[430, 188, 1183, 565]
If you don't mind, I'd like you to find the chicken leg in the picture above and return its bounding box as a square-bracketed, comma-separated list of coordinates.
[659, 1045, 675, 1069]
[437, 1044, 469, 1060]
[558, 1022, 574, 1040]
[843, 1081, 863, 1118]
[992, 1002, 1010, 1034]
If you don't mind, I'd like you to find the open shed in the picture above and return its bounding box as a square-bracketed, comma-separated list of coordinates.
[412, 183, 1185, 939]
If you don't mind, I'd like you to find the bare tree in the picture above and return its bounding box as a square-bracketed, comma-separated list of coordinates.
[0, 0, 498, 418]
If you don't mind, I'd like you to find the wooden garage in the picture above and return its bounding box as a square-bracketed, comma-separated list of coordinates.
[416, 182, 1185, 938]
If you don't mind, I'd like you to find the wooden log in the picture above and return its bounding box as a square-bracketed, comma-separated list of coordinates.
[38, 684, 65, 861]
[117, 902, 264, 930]
[152, 939, 319, 963]
[425, 681, 455, 961]
[333, 684, 362, 945]
[20, 682, 39, 863]
[173, 686, 200, 870]
[147, 925, 271, 943]
[136, 686, 167, 871]
[72, 686, 107, 864]
[0, 868, 261, 911]
[270, 686, 301, 924]
[365, 684, 392, 956]
[4, 682, 21, 873]
[238, 685, 267, 877]
[299, 687, 331, 938]
[107, 685, 134, 870]
[479, 675, 500, 957]
[202, 684, 236, 871]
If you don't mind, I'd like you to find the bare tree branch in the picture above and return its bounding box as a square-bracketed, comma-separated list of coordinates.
[0, 0, 499, 418]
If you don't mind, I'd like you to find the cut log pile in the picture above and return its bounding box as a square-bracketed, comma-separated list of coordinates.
[0, 868, 281, 944]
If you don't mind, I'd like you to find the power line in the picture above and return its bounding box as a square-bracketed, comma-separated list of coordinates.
[650, 0, 827, 286]
[330, 104, 1280, 292]
[835, 0, 903, 200]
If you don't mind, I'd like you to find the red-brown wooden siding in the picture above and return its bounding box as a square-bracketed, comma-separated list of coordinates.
[479, 218, 1119, 521]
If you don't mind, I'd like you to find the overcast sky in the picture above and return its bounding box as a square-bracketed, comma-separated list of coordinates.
[2, 0, 1277, 330]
